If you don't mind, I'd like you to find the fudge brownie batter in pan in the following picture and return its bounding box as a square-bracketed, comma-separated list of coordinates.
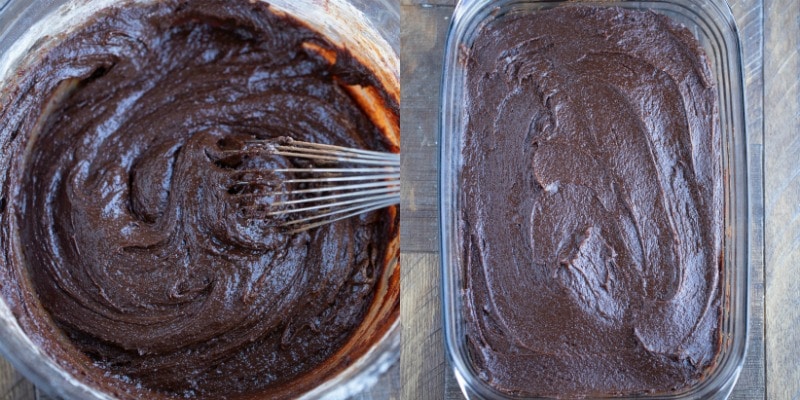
[458, 6, 722, 397]
[0, 0, 399, 399]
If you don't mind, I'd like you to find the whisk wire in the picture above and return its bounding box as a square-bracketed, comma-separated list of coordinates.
[236, 138, 400, 166]
[268, 192, 399, 216]
[274, 173, 400, 184]
[270, 187, 400, 208]
[266, 180, 399, 196]
[236, 138, 399, 232]
[249, 139, 399, 158]
[281, 199, 398, 233]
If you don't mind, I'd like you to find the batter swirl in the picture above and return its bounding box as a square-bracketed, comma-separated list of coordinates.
[0, 1, 398, 399]
[460, 7, 722, 396]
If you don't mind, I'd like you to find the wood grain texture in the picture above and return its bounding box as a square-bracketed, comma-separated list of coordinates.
[399, 4, 453, 254]
[399, 0, 771, 399]
[764, 0, 800, 399]
[400, 253, 445, 400]
[398, 3, 453, 399]
[0, 358, 35, 400]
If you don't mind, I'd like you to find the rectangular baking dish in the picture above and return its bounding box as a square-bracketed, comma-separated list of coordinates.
[439, 0, 749, 399]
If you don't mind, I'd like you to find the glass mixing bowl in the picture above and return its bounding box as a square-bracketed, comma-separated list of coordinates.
[0, 0, 399, 399]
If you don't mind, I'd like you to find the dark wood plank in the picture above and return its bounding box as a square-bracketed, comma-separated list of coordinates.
[400, 3, 453, 254]
[763, 0, 800, 398]
[398, 5, 453, 398]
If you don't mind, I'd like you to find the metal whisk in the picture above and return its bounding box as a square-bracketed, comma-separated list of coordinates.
[231, 137, 399, 233]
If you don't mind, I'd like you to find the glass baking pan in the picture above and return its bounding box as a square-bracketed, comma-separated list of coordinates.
[439, 0, 748, 399]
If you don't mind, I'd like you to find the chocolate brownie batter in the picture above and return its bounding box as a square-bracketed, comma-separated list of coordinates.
[0, 0, 398, 399]
[460, 6, 722, 396]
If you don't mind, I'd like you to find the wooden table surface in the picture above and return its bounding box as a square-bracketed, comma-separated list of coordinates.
[2, 0, 798, 399]
[400, 0, 798, 399]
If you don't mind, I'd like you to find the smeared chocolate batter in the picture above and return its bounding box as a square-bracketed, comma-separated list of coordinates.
[460, 7, 722, 396]
[0, 1, 398, 399]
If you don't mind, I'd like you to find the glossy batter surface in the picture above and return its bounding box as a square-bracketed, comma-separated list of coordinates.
[0, 1, 397, 399]
[460, 7, 722, 396]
